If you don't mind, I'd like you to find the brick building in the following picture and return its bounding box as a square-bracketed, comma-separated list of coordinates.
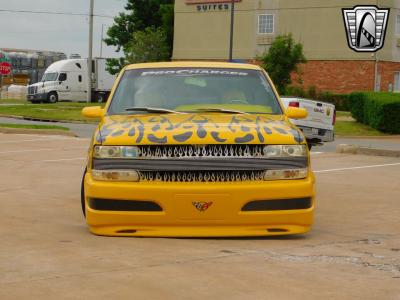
[173, 0, 400, 93]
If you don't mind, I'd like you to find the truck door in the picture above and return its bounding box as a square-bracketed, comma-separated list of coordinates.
[75, 72, 87, 101]
[57, 72, 72, 101]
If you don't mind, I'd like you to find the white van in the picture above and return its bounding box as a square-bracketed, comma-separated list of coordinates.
[27, 58, 116, 103]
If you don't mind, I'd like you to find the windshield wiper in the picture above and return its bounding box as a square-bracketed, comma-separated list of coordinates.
[190, 108, 249, 114]
[125, 107, 184, 114]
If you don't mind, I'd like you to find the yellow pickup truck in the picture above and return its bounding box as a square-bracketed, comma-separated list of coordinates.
[81, 61, 315, 237]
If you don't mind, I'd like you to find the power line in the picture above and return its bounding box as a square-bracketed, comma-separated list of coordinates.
[0, 9, 114, 18]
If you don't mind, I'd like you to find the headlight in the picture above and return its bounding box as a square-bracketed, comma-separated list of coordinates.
[93, 146, 139, 158]
[92, 170, 140, 182]
[263, 145, 307, 157]
[264, 168, 308, 180]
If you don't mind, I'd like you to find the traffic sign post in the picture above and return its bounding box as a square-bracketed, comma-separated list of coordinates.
[0, 52, 12, 76]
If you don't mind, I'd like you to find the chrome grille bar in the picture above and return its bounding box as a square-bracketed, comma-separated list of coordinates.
[138, 170, 265, 183]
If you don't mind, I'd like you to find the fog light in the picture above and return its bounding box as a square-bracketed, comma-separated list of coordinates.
[92, 170, 140, 182]
[263, 168, 308, 180]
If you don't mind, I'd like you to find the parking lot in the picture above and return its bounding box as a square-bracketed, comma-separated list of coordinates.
[0, 133, 399, 299]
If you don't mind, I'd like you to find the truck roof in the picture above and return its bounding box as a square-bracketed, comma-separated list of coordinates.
[45, 59, 86, 73]
[125, 61, 263, 71]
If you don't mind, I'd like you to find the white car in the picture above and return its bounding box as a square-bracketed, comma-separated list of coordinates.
[281, 96, 335, 149]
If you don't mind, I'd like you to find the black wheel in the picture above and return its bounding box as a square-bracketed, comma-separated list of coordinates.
[81, 168, 87, 217]
[47, 92, 58, 103]
[94, 93, 106, 103]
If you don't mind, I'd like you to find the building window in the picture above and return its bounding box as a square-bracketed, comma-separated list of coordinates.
[258, 14, 274, 34]
[396, 15, 400, 34]
[394, 72, 400, 91]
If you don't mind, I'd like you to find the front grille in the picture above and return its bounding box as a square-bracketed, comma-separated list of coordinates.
[138, 144, 265, 159]
[27, 86, 37, 95]
[138, 170, 265, 182]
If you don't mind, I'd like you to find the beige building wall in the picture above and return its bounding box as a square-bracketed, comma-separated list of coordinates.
[173, 0, 400, 62]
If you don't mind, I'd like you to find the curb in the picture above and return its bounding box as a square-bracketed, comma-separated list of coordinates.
[336, 144, 400, 158]
[0, 114, 98, 124]
[336, 135, 400, 140]
[0, 127, 77, 137]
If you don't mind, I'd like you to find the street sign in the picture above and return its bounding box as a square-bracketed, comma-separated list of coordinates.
[0, 52, 12, 75]
[0, 62, 11, 76]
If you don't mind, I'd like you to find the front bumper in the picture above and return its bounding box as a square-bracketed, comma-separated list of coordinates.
[27, 93, 47, 101]
[84, 172, 315, 237]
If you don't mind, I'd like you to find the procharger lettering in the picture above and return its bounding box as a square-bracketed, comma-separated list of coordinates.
[141, 69, 249, 76]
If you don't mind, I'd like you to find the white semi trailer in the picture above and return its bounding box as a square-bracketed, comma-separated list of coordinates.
[27, 58, 116, 103]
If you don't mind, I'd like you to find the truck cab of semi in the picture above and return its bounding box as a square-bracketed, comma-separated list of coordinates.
[27, 58, 116, 103]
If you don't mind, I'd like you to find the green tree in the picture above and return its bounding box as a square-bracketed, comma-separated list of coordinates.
[105, 0, 174, 74]
[260, 34, 306, 94]
[125, 27, 170, 64]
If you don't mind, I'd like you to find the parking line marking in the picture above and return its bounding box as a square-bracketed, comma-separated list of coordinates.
[40, 157, 86, 162]
[315, 162, 400, 173]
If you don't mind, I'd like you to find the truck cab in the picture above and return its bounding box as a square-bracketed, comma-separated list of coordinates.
[27, 59, 87, 103]
[27, 58, 116, 103]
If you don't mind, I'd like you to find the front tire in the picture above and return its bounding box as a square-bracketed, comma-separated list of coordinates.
[47, 92, 58, 103]
[94, 92, 106, 103]
[81, 168, 87, 217]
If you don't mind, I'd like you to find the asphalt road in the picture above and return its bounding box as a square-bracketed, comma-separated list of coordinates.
[0, 133, 399, 299]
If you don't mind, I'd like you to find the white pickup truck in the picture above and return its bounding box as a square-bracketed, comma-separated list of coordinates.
[281, 96, 335, 149]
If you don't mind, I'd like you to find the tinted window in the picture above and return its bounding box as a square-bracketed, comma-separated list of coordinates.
[59, 73, 67, 81]
[42, 72, 58, 82]
[108, 68, 282, 115]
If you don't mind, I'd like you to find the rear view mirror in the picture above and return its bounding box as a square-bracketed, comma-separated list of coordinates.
[82, 106, 104, 118]
[286, 107, 308, 119]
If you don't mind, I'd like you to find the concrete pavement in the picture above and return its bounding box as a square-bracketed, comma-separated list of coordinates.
[0, 133, 399, 299]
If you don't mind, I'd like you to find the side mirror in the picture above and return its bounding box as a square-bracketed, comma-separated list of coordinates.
[82, 106, 104, 118]
[286, 107, 308, 119]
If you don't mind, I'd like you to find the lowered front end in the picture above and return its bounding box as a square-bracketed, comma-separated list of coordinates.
[84, 143, 315, 237]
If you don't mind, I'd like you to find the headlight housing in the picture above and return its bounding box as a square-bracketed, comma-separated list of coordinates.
[93, 146, 139, 159]
[263, 145, 307, 158]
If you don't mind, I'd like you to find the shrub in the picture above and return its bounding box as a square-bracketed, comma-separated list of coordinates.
[349, 92, 400, 134]
[348, 92, 367, 122]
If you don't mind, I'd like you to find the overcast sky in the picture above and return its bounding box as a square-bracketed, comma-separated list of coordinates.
[0, 0, 126, 58]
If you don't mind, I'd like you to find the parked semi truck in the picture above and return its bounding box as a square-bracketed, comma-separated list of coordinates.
[27, 58, 116, 103]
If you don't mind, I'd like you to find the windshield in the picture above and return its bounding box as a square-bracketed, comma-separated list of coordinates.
[108, 68, 282, 115]
[42, 72, 58, 82]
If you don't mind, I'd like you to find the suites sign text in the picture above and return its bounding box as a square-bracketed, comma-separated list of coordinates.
[185, 0, 241, 12]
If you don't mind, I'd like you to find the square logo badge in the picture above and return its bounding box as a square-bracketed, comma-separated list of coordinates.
[342, 5, 390, 52]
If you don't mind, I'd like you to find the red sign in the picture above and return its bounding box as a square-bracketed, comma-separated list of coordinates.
[0, 62, 11, 75]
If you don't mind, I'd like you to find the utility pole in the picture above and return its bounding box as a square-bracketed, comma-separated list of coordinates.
[228, 0, 235, 61]
[87, 0, 94, 103]
[100, 24, 104, 58]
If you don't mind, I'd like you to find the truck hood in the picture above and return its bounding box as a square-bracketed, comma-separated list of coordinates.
[95, 113, 305, 145]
